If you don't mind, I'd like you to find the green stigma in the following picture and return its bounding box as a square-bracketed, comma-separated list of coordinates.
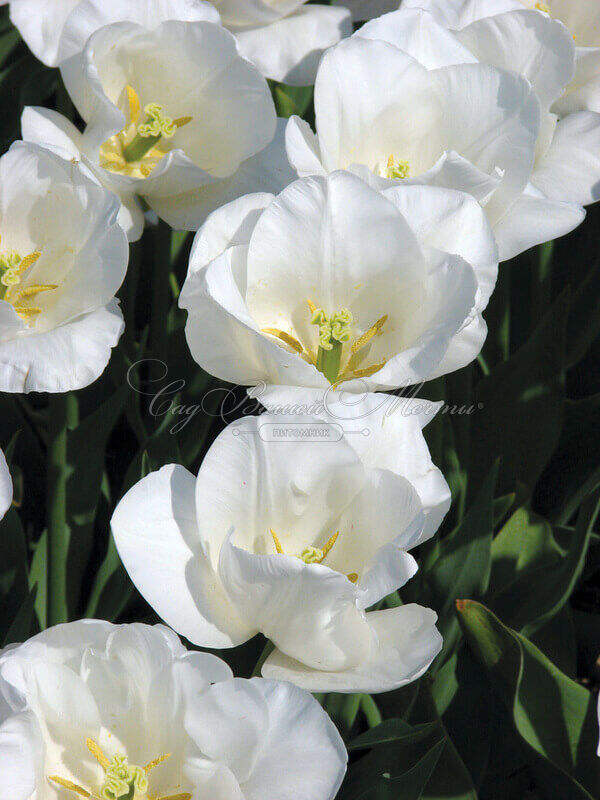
[123, 103, 177, 164]
[100, 754, 148, 800]
[300, 546, 324, 564]
[0, 251, 22, 299]
[386, 155, 410, 180]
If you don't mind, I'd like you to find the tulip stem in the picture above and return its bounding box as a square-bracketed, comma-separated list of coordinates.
[252, 639, 275, 677]
[46, 392, 78, 626]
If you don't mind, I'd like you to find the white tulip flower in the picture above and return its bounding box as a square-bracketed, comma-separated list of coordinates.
[0, 142, 128, 393]
[0, 449, 12, 520]
[403, 0, 600, 116]
[383, 5, 600, 240]
[56, 0, 352, 87]
[179, 170, 497, 392]
[44, 8, 286, 232]
[0, 620, 347, 800]
[112, 411, 445, 693]
[285, 33, 586, 260]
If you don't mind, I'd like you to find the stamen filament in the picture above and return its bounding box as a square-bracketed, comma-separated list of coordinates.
[157, 795, 192, 800]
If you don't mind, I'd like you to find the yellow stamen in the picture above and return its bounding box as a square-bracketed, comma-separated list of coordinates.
[387, 154, 394, 169]
[351, 315, 388, 354]
[16, 251, 41, 276]
[157, 795, 192, 800]
[307, 298, 317, 314]
[347, 573, 359, 583]
[49, 777, 91, 797]
[271, 528, 284, 554]
[144, 753, 172, 773]
[172, 116, 192, 128]
[86, 738, 111, 770]
[350, 360, 387, 379]
[262, 328, 304, 354]
[101, 151, 127, 166]
[126, 84, 141, 125]
[535, 2, 550, 12]
[13, 284, 57, 302]
[318, 531, 339, 562]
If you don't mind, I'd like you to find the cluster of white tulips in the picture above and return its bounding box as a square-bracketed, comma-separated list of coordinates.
[1, 0, 600, 796]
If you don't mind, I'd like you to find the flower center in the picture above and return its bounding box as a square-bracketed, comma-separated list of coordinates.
[49, 738, 191, 800]
[261, 299, 389, 387]
[385, 154, 410, 180]
[0, 238, 54, 324]
[535, 2, 550, 13]
[99, 86, 192, 179]
[270, 529, 358, 583]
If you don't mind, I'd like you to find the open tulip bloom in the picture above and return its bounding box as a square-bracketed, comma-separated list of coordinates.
[0, 449, 12, 520]
[180, 169, 498, 392]
[20, 0, 291, 236]
[0, 142, 128, 393]
[285, 30, 589, 260]
[112, 412, 445, 693]
[0, 621, 347, 800]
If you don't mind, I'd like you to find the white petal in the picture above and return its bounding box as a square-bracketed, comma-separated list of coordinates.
[244, 678, 347, 800]
[494, 190, 585, 260]
[0, 301, 124, 393]
[9, 0, 79, 65]
[20, 105, 83, 157]
[253, 385, 451, 542]
[356, 8, 478, 69]
[0, 712, 43, 800]
[219, 536, 376, 671]
[185, 679, 268, 783]
[148, 118, 293, 231]
[57, 0, 221, 61]
[0, 450, 13, 520]
[111, 464, 253, 649]
[235, 5, 352, 85]
[263, 604, 442, 693]
[285, 115, 326, 177]
[382, 183, 498, 307]
[401, 0, 523, 29]
[427, 312, 487, 379]
[532, 111, 600, 204]
[194, 414, 365, 566]
[555, 48, 600, 116]
[188, 193, 273, 276]
[456, 10, 575, 109]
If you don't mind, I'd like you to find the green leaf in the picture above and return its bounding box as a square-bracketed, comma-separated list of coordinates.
[273, 83, 313, 118]
[536, 394, 600, 524]
[0, 508, 29, 643]
[456, 600, 599, 797]
[3, 585, 39, 647]
[470, 290, 568, 496]
[566, 254, 600, 367]
[349, 721, 439, 751]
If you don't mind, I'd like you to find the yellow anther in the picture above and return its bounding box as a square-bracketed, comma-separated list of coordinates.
[101, 151, 127, 166]
[144, 753, 172, 773]
[126, 85, 141, 125]
[49, 777, 91, 797]
[16, 251, 41, 275]
[351, 315, 388, 354]
[535, 2, 550, 12]
[271, 528, 284, 554]
[347, 573, 359, 583]
[307, 298, 317, 314]
[157, 795, 192, 800]
[350, 360, 387, 379]
[319, 531, 339, 562]
[13, 284, 57, 302]
[173, 116, 192, 128]
[262, 328, 304, 354]
[86, 738, 111, 770]
[14, 306, 42, 318]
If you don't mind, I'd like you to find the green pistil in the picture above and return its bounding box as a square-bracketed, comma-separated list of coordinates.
[311, 307, 353, 384]
[122, 103, 177, 163]
[0, 251, 22, 301]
